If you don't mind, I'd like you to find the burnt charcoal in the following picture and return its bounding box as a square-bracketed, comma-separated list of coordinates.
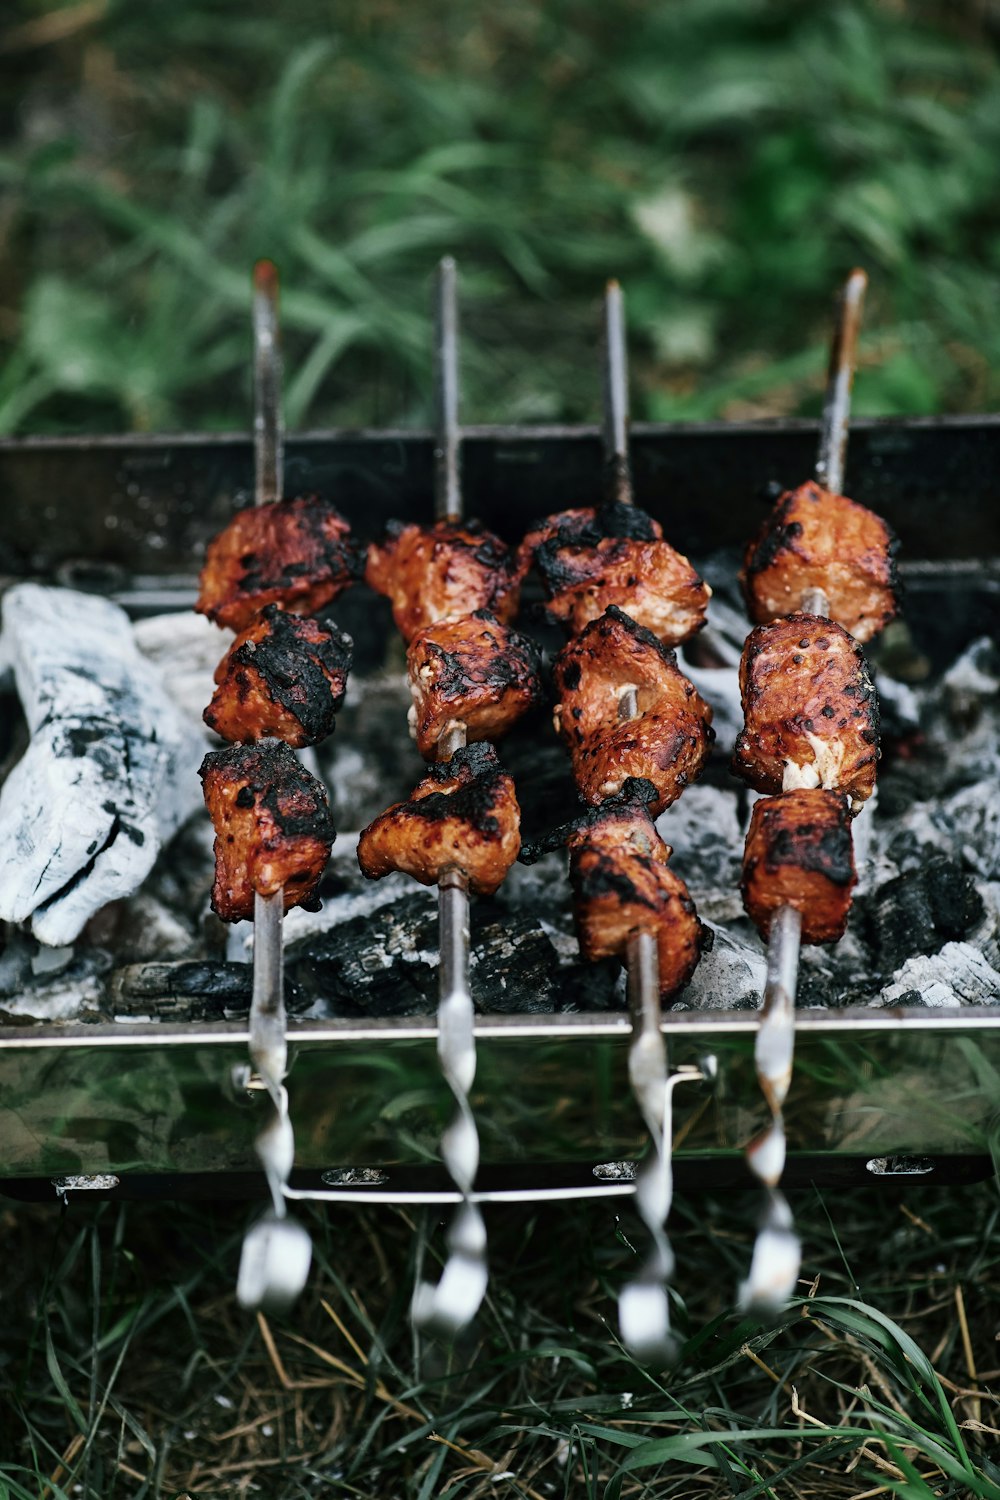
[1, 951, 111, 1023]
[470, 911, 560, 1013]
[112, 960, 308, 1019]
[287, 894, 562, 1018]
[555, 957, 624, 1013]
[862, 856, 985, 974]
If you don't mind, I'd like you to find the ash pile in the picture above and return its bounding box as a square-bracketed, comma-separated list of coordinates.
[0, 576, 998, 1025]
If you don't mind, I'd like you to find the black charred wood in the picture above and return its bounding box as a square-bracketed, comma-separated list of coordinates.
[862, 855, 985, 975]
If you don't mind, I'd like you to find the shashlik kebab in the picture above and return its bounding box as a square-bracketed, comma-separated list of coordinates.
[195, 261, 356, 1314]
[734, 269, 900, 1311]
[518, 282, 714, 1362]
[357, 259, 539, 1336]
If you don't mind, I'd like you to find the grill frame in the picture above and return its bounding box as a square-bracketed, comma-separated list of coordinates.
[1, 416, 998, 1201]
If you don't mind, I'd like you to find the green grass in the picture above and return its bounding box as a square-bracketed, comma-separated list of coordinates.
[2, 1182, 999, 1496]
[2, 1, 1000, 435]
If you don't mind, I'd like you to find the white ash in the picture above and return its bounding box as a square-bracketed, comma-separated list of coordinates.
[0, 586, 203, 946]
[657, 783, 744, 896]
[874, 943, 1000, 1008]
[674, 921, 767, 1011]
[132, 611, 228, 736]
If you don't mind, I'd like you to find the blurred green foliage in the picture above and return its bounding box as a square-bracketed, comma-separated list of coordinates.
[1, 0, 999, 433]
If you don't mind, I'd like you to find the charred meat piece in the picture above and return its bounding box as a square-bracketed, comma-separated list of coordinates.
[517, 499, 709, 644]
[357, 741, 521, 896]
[741, 788, 856, 944]
[553, 606, 713, 815]
[741, 481, 899, 643]
[733, 613, 878, 806]
[567, 796, 706, 1002]
[205, 605, 353, 748]
[197, 494, 359, 632]
[365, 520, 520, 642]
[199, 741, 336, 922]
[406, 609, 542, 758]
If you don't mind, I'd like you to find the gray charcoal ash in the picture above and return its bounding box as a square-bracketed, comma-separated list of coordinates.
[942, 636, 999, 728]
[657, 784, 744, 895]
[678, 921, 766, 1011]
[872, 670, 921, 740]
[858, 856, 985, 977]
[321, 673, 424, 830]
[1, 950, 111, 1022]
[81, 892, 196, 964]
[875, 943, 1000, 1008]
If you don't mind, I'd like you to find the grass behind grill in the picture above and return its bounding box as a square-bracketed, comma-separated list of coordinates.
[2, 1, 1000, 433]
[2, 1182, 999, 1496]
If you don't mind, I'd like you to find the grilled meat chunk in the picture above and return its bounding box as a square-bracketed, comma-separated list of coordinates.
[197, 494, 358, 632]
[406, 610, 542, 759]
[199, 741, 336, 922]
[567, 796, 705, 1002]
[517, 499, 709, 644]
[553, 606, 713, 815]
[205, 605, 353, 748]
[365, 520, 520, 642]
[741, 788, 856, 944]
[733, 614, 878, 806]
[741, 481, 899, 643]
[357, 741, 521, 896]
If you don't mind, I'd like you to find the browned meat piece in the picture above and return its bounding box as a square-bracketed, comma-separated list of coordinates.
[741, 480, 899, 643]
[406, 610, 542, 759]
[357, 742, 520, 896]
[199, 741, 336, 922]
[196, 494, 359, 632]
[741, 788, 856, 944]
[567, 796, 706, 1002]
[553, 606, 713, 815]
[365, 521, 520, 642]
[732, 613, 878, 807]
[516, 499, 709, 644]
[204, 605, 353, 748]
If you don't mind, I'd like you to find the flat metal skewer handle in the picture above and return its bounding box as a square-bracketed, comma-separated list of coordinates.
[742, 269, 867, 1312]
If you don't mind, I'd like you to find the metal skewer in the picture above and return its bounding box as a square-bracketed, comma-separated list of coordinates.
[602, 280, 705, 1362]
[741, 268, 868, 1313]
[236, 259, 312, 1314]
[411, 258, 488, 1335]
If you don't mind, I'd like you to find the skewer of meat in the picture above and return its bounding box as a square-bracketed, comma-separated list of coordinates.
[537, 283, 713, 1362]
[737, 270, 896, 1312]
[361, 260, 514, 1334]
[228, 262, 315, 1312]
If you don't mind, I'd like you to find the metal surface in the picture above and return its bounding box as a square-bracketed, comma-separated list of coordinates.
[0, 1011, 996, 1197]
[252, 259, 284, 508]
[602, 280, 632, 506]
[433, 257, 461, 523]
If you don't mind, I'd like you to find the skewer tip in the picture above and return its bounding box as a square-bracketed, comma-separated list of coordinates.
[253, 259, 280, 296]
